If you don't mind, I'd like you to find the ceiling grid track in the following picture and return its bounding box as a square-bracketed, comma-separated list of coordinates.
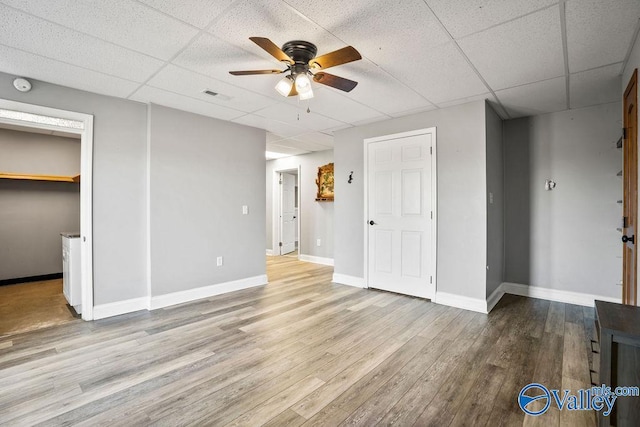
[559, 0, 571, 110]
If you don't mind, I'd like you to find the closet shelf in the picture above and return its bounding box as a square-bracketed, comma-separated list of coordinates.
[0, 172, 80, 183]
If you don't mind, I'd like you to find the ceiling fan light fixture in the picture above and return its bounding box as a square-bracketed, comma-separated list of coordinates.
[294, 73, 312, 93]
[298, 86, 314, 100]
[275, 76, 294, 97]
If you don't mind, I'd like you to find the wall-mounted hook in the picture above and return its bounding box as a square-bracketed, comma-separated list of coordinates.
[348, 171, 353, 184]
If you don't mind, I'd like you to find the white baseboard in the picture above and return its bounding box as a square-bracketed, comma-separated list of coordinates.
[435, 291, 489, 313]
[150, 274, 268, 310]
[501, 282, 622, 307]
[486, 286, 506, 313]
[93, 297, 148, 320]
[332, 273, 365, 288]
[299, 254, 334, 266]
[266, 249, 274, 256]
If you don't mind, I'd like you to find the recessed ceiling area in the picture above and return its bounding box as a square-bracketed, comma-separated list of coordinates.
[0, 0, 638, 157]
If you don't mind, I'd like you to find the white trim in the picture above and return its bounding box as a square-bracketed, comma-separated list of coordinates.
[149, 275, 268, 310]
[363, 127, 438, 299]
[145, 104, 152, 311]
[266, 249, 274, 256]
[0, 99, 94, 320]
[299, 254, 334, 266]
[486, 285, 505, 313]
[93, 297, 148, 320]
[332, 273, 366, 288]
[435, 291, 488, 313]
[501, 282, 622, 307]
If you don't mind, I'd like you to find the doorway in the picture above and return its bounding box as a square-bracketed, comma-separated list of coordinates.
[274, 168, 300, 257]
[0, 99, 94, 322]
[364, 128, 437, 299]
[623, 69, 638, 306]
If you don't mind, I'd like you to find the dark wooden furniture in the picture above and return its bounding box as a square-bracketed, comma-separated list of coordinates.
[595, 300, 640, 426]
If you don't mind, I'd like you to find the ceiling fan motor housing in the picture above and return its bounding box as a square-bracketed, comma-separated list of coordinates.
[282, 40, 317, 75]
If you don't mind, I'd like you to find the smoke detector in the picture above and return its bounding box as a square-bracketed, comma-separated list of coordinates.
[13, 78, 32, 92]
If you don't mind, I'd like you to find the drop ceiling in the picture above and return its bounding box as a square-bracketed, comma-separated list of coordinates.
[0, 0, 638, 157]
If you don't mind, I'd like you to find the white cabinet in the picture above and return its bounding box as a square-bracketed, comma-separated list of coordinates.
[61, 233, 81, 313]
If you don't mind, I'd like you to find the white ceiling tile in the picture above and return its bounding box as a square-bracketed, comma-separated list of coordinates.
[458, 6, 564, 90]
[570, 63, 623, 109]
[292, 132, 334, 147]
[130, 86, 244, 121]
[209, 0, 346, 57]
[146, 64, 278, 113]
[0, 4, 163, 82]
[495, 77, 567, 118]
[137, 0, 234, 28]
[382, 42, 488, 104]
[0, 44, 140, 98]
[426, 0, 557, 39]
[285, 0, 450, 66]
[1, 0, 198, 60]
[436, 93, 492, 110]
[288, 86, 387, 124]
[232, 114, 307, 137]
[266, 141, 310, 156]
[566, 0, 640, 73]
[253, 102, 346, 132]
[328, 59, 433, 116]
[272, 138, 331, 152]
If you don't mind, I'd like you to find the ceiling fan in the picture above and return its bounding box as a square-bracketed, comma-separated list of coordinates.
[229, 37, 362, 100]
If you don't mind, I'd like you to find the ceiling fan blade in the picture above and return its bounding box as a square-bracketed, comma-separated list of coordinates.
[229, 69, 284, 75]
[310, 46, 361, 70]
[313, 72, 358, 92]
[249, 37, 294, 64]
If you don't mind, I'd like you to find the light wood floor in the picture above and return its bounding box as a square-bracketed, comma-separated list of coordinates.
[0, 256, 597, 426]
[0, 279, 78, 337]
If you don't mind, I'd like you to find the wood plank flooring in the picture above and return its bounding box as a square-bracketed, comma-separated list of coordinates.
[0, 279, 77, 337]
[0, 256, 597, 426]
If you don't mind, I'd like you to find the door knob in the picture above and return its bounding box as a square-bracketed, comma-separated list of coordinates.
[369, 220, 376, 226]
[622, 235, 635, 244]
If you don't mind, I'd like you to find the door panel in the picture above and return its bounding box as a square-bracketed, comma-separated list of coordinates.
[367, 132, 434, 299]
[623, 69, 638, 306]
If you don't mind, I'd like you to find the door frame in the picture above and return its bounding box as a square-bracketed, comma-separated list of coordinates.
[363, 127, 437, 297]
[272, 166, 300, 257]
[0, 98, 94, 320]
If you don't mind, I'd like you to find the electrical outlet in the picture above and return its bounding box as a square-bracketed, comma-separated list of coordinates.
[242, 205, 248, 215]
[489, 192, 494, 204]
[217, 256, 223, 267]
[317, 239, 321, 246]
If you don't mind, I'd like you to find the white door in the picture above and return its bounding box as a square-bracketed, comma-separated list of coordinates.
[367, 131, 435, 299]
[280, 172, 296, 255]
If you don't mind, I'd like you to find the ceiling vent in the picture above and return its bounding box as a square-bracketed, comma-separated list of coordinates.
[203, 90, 231, 101]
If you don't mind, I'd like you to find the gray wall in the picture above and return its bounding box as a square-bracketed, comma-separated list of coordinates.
[149, 104, 266, 296]
[334, 101, 488, 300]
[0, 71, 148, 305]
[485, 103, 504, 298]
[504, 103, 621, 298]
[0, 128, 80, 280]
[266, 150, 334, 259]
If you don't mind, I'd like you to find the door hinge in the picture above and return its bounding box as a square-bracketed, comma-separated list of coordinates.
[430, 146, 432, 155]
[430, 211, 433, 219]
[430, 276, 433, 284]
[279, 242, 283, 247]
[623, 216, 628, 228]
[623, 127, 627, 139]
